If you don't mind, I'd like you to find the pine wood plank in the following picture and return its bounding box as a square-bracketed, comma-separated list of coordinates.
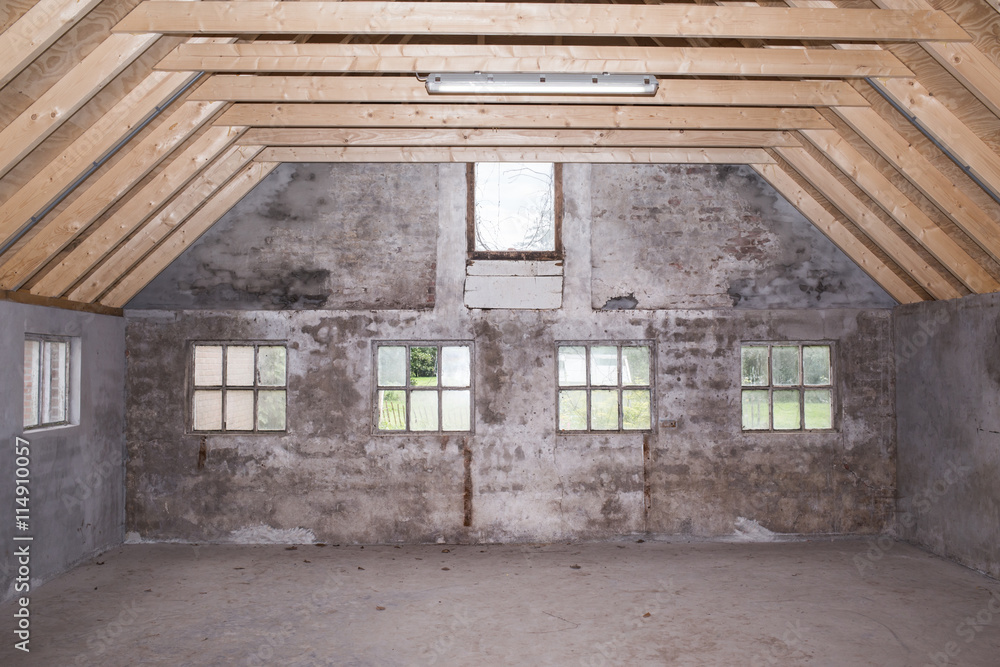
[114, 2, 969, 41]
[256, 146, 775, 163]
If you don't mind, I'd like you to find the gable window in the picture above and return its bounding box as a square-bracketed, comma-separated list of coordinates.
[190, 343, 287, 432]
[468, 162, 562, 260]
[741, 343, 834, 431]
[557, 342, 654, 432]
[23, 335, 71, 429]
[374, 342, 474, 433]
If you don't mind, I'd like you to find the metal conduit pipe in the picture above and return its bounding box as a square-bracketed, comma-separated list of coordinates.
[863, 76, 1000, 209]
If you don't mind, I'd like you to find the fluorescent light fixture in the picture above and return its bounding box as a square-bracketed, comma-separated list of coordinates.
[425, 72, 659, 96]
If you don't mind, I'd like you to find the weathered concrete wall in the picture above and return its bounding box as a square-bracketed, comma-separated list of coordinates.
[124, 307, 894, 543]
[128, 163, 439, 310]
[591, 164, 896, 310]
[895, 293, 1000, 579]
[124, 163, 896, 544]
[0, 302, 126, 602]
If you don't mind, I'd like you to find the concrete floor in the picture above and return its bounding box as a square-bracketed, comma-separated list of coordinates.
[2, 538, 998, 666]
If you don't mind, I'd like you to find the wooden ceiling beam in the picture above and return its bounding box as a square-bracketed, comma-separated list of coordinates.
[191, 75, 871, 107]
[97, 161, 280, 308]
[240, 128, 801, 148]
[775, 145, 962, 300]
[834, 105, 1000, 265]
[800, 128, 999, 294]
[0, 0, 104, 89]
[256, 146, 776, 164]
[40, 143, 264, 299]
[215, 104, 832, 130]
[0, 32, 160, 181]
[866, 77, 1000, 201]
[0, 70, 200, 249]
[874, 0, 1000, 118]
[114, 2, 969, 42]
[0, 101, 229, 291]
[751, 162, 924, 304]
[156, 43, 913, 79]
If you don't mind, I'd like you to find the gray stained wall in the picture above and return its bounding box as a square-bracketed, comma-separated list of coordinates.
[895, 293, 1000, 579]
[0, 302, 125, 601]
[125, 163, 897, 544]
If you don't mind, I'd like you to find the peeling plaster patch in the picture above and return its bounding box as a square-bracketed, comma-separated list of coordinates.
[229, 525, 317, 544]
[601, 293, 639, 310]
[730, 517, 780, 542]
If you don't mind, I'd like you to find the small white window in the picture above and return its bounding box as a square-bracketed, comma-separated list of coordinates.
[190, 343, 287, 433]
[557, 342, 654, 432]
[469, 162, 561, 259]
[741, 343, 834, 431]
[374, 342, 474, 433]
[23, 336, 71, 429]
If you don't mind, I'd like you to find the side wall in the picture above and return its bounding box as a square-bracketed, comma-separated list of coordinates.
[124, 163, 897, 544]
[0, 302, 126, 601]
[895, 293, 1000, 579]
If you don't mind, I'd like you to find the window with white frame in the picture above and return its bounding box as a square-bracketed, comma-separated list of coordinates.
[741, 343, 834, 431]
[190, 343, 287, 432]
[23, 335, 71, 429]
[469, 162, 561, 259]
[374, 342, 473, 433]
[557, 342, 654, 432]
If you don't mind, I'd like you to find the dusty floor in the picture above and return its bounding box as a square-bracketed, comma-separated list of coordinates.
[1, 538, 998, 666]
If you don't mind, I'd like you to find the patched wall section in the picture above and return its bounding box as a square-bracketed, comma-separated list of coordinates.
[128, 163, 439, 310]
[590, 165, 896, 310]
[895, 293, 1000, 579]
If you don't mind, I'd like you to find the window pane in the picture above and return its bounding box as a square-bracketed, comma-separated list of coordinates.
[772, 346, 799, 386]
[622, 346, 650, 386]
[474, 162, 555, 252]
[742, 390, 769, 430]
[193, 390, 222, 430]
[558, 390, 587, 430]
[227, 346, 255, 386]
[803, 346, 831, 386]
[226, 390, 254, 430]
[377, 390, 406, 430]
[773, 389, 801, 430]
[194, 345, 223, 386]
[258, 346, 286, 386]
[410, 347, 438, 386]
[23, 340, 39, 428]
[591, 390, 619, 430]
[442, 390, 471, 431]
[558, 346, 587, 386]
[591, 346, 618, 386]
[46, 341, 68, 424]
[257, 390, 286, 431]
[623, 389, 651, 430]
[377, 346, 406, 387]
[741, 347, 768, 386]
[410, 391, 439, 431]
[441, 346, 471, 387]
[804, 389, 833, 430]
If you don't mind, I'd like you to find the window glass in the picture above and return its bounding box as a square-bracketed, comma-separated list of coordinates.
[741, 343, 834, 431]
[23, 336, 72, 429]
[474, 162, 555, 252]
[191, 343, 287, 433]
[375, 342, 473, 433]
[557, 342, 654, 433]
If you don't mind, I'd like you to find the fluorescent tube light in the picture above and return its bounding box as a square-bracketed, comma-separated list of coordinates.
[425, 72, 658, 96]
